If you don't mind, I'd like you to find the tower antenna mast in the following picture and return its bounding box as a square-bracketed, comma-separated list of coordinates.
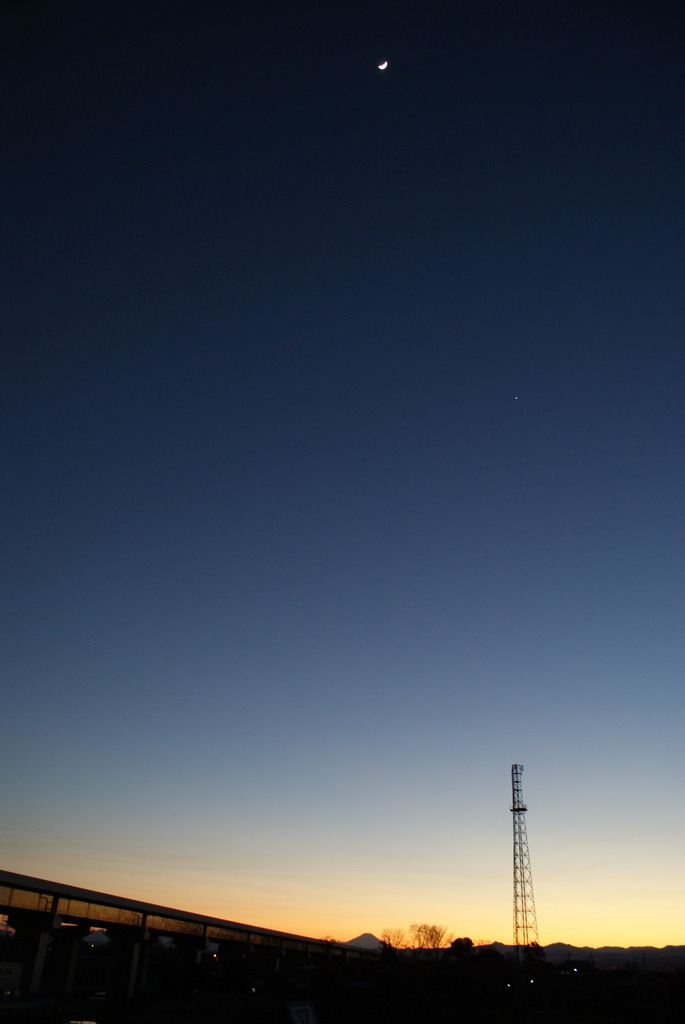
[511, 763, 538, 957]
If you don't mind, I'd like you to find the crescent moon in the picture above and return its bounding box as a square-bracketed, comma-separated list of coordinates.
[378, 60, 388, 70]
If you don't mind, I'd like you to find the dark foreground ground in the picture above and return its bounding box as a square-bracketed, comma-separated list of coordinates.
[2, 949, 684, 1023]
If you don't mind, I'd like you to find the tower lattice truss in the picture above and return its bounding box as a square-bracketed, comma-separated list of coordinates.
[511, 763, 538, 950]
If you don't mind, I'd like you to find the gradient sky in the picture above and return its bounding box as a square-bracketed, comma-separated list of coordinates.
[2, 1, 684, 947]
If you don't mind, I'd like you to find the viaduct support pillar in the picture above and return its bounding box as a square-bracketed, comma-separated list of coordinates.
[108, 923, 149, 1000]
[29, 928, 52, 995]
[8, 902, 61, 996]
[64, 927, 84, 994]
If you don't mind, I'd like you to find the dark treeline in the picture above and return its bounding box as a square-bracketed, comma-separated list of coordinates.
[6, 938, 685, 1023]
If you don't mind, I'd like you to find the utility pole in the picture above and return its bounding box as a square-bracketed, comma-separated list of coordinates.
[511, 764, 538, 960]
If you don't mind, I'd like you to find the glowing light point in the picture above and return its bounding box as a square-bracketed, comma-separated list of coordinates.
[378, 60, 388, 70]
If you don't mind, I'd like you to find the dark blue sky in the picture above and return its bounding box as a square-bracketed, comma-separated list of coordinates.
[3, 1, 684, 943]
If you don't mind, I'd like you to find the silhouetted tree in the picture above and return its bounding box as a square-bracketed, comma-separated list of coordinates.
[409, 923, 454, 959]
[381, 927, 406, 951]
[450, 936, 474, 960]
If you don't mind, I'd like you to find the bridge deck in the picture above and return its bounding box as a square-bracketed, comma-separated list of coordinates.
[0, 868, 363, 955]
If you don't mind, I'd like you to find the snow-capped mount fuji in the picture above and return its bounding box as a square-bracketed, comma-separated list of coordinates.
[345, 933, 383, 951]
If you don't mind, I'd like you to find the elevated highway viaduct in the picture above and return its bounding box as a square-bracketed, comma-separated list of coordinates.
[0, 869, 372, 1001]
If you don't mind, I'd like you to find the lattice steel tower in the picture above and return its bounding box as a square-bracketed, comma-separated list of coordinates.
[511, 764, 538, 955]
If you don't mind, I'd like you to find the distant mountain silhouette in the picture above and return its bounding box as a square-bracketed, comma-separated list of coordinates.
[343, 935, 685, 968]
[490, 941, 685, 969]
[345, 933, 383, 951]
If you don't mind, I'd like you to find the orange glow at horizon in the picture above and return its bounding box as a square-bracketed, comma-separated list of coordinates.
[4, 852, 682, 950]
